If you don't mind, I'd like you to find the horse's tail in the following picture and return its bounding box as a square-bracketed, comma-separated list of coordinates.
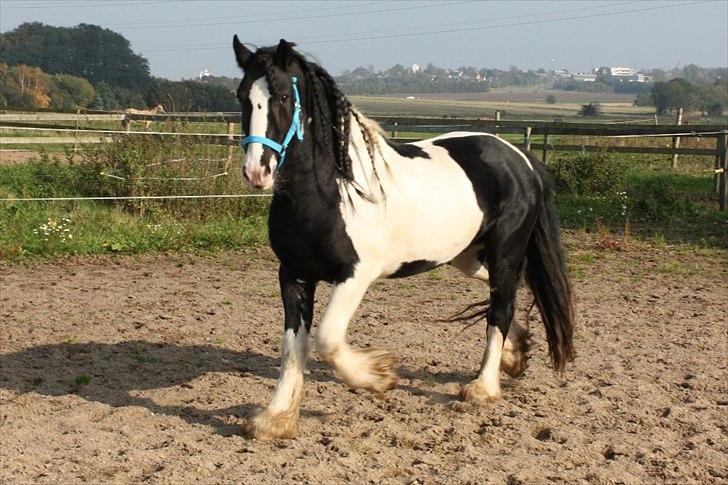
[525, 163, 575, 372]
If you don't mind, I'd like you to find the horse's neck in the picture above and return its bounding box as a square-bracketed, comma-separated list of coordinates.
[346, 110, 389, 198]
[277, 109, 387, 204]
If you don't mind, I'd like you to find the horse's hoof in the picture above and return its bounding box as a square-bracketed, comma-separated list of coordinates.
[459, 379, 501, 404]
[363, 349, 398, 397]
[244, 408, 299, 440]
[501, 349, 529, 378]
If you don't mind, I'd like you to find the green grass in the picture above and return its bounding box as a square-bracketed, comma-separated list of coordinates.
[0, 142, 269, 261]
[0, 201, 268, 260]
[73, 373, 91, 386]
[1, 136, 726, 262]
[349, 95, 655, 121]
[554, 166, 727, 247]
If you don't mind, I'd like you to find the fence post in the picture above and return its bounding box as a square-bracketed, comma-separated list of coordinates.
[494, 111, 501, 138]
[524, 126, 532, 152]
[719, 133, 727, 212]
[715, 135, 722, 195]
[73, 108, 80, 153]
[654, 113, 658, 125]
[671, 107, 683, 168]
[542, 127, 549, 163]
[226, 122, 235, 169]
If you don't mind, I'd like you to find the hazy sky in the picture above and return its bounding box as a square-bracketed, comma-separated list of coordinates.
[1, 0, 726, 80]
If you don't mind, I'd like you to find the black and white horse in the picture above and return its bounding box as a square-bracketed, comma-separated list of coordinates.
[233, 37, 575, 440]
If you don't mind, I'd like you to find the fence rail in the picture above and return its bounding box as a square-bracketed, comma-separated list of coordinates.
[1, 110, 726, 210]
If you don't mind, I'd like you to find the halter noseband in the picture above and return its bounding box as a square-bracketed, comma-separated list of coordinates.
[240, 76, 303, 168]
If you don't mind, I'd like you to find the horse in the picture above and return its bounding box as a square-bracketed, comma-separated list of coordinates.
[233, 37, 575, 440]
[122, 104, 165, 130]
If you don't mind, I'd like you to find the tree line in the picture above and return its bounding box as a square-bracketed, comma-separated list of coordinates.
[634, 77, 727, 116]
[1, 22, 726, 116]
[336, 63, 547, 95]
[0, 22, 238, 112]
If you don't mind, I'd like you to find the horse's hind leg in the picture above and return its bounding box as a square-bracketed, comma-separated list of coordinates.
[460, 215, 536, 403]
[315, 266, 397, 396]
[500, 318, 530, 378]
[450, 246, 530, 378]
[450, 245, 489, 282]
[246, 265, 316, 440]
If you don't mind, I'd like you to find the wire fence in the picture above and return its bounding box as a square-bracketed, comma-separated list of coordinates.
[1, 111, 726, 209]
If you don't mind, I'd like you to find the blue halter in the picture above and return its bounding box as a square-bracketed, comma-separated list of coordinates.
[240, 76, 303, 168]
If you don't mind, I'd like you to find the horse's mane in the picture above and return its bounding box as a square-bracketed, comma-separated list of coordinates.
[254, 46, 381, 189]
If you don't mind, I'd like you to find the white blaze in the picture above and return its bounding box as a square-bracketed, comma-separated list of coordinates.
[244, 77, 277, 189]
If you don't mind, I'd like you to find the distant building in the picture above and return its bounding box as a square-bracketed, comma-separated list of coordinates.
[411, 63, 420, 74]
[572, 71, 597, 82]
[606, 66, 636, 77]
[198, 69, 212, 80]
[554, 69, 570, 78]
[597, 66, 652, 83]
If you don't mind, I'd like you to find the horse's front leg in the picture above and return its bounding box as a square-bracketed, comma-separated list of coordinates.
[316, 267, 397, 396]
[246, 264, 316, 440]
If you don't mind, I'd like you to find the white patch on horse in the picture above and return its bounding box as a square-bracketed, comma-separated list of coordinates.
[244, 77, 277, 189]
[340, 114, 484, 279]
[268, 327, 308, 414]
[314, 265, 396, 394]
[481, 325, 504, 393]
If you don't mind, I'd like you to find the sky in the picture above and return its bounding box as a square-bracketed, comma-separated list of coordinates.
[1, 0, 727, 80]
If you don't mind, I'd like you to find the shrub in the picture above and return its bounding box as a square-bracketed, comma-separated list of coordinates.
[548, 152, 628, 196]
[629, 176, 697, 220]
[546, 94, 557, 104]
[706, 102, 724, 117]
[579, 103, 602, 117]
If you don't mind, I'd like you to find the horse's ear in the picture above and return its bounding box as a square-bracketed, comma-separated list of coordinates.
[274, 38, 295, 69]
[233, 35, 251, 69]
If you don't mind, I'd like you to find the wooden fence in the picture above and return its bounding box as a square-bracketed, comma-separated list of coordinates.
[1, 111, 727, 210]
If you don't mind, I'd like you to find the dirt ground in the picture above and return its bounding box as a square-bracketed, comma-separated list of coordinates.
[1, 235, 727, 483]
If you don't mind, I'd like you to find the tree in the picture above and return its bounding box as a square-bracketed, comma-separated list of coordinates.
[145, 78, 238, 112]
[0, 22, 152, 91]
[546, 94, 557, 104]
[0, 62, 50, 108]
[634, 91, 653, 107]
[651, 78, 696, 114]
[48, 73, 95, 110]
[89, 81, 145, 110]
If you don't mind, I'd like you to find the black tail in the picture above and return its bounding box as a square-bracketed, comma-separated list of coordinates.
[525, 166, 575, 372]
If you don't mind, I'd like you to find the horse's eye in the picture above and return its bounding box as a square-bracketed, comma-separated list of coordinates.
[281, 94, 289, 101]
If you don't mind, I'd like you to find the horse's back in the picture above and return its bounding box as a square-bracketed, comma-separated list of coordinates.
[339, 132, 544, 278]
[419, 132, 542, 219]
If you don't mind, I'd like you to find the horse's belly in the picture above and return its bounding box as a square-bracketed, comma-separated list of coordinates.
[342, 164, 484, 276]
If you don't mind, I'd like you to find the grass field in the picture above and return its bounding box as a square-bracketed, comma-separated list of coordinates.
[349, 89, 657, 121]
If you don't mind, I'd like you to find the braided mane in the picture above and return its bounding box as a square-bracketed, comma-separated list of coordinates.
[253, 45, 380, 187]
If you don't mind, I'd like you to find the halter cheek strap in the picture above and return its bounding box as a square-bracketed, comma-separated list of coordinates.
[240, 76, 303, 168]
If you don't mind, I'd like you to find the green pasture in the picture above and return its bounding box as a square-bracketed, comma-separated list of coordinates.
[349, 95, 657, 121]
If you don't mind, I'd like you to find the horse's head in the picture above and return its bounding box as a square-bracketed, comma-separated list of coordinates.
[156, 104, 165, 113]
[233, 36, 305, 190]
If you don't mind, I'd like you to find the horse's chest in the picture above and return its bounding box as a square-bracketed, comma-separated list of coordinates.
[268, 196, 359, 283]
